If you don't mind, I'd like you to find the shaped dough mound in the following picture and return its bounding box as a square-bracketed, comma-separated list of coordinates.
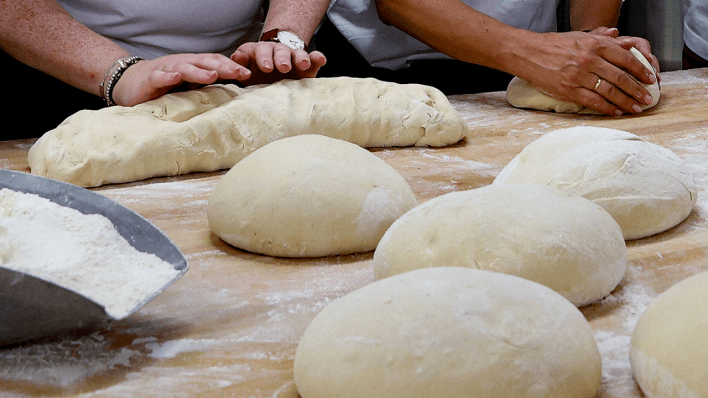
[630, 271, 708, 398]
[493, 126, 697, 240]
[294, 267, 602, 398]
[27, 77, 468, 187]
[207, 135, 417, 257]
[506, 47, 660, 114]
[373, 183, 626, 306]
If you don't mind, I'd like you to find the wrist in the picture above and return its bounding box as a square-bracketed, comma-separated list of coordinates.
[99, 55, 143, 106]
[497, 30, 549, 78]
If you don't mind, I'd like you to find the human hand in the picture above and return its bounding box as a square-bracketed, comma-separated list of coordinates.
[521, 30, 658, 116]
[584, 28, 661, 82]
[230, 41, 327, 86]
[111, 53, 252, 106]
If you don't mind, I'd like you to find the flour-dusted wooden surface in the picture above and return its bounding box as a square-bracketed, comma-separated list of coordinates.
[1, 68, 707, 397]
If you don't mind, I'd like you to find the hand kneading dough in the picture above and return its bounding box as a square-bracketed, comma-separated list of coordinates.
[494, 126, 697, 240]
[630, 271, 708, 398]
[507, 47, 660, 113]
[373, 183, 626, 306]
[294, 267, 602, 398]
[207, 135, 417, 257]
[28, 77, 468, 187]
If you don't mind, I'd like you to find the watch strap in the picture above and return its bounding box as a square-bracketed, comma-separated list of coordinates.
[259, 29, 280, 42]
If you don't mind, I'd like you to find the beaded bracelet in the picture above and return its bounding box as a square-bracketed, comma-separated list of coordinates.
[99, 55, 143, 106]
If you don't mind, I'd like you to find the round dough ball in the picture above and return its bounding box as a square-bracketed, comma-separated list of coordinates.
[207, 135, 417, 257]
[373, 183, 626, 306]
[294, 267, 602, 398]
[493, 126, 697, 240]
[630, 271, 708, 398]
[506, 47, 660, 113]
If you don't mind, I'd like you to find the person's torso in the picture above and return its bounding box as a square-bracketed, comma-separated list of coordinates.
[682, 0, 708, 60]
[58, 0, 265, 59]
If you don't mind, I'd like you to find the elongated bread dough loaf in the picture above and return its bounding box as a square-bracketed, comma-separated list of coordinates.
[28, 77, 468, 187]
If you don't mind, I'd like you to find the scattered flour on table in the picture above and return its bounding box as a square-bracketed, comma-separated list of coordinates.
[594, 276, 657, 397]
[145, 339, 218, 359]
[669, 130, 708, 226]
[0, 188, 180, 319]
[0, 331, 140, 387]
[418, 150, 500, 177]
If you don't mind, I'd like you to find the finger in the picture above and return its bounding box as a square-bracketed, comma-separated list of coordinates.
[603, 40, 657, 86]
[296, 52, 327, 78]
[588, 27, 618, 38]
[593, 53, 654, 108]
[149, 70, 183, 89]
[601, 46, 655, 85]
[292, 49, 312, 71]
[186, 54, 250, 80]
[310, 51, 327, 67]
[575, 86, 623, 116]
[230, 50, 251, 67]
[618, 38, 660, 78]
[254, 44, 276, 72]
[234, 42, 257, 57]
[270, 45, 293, 73]
[591, 76, 645, 114]
[167, 63, 219, 85]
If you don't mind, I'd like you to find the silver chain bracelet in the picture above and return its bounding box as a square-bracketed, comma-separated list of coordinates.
[99, 55, 143, 106]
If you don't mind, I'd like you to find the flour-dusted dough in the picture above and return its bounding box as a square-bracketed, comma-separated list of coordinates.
[506, 48, 660, 113]
[294, 267, 602, 398]
[28, 77, 468, 187]
[373, 183, 626, 306]
[207, 135, 417, 257]
[494, 126, 697, 240]
[630, 271, 708, 398]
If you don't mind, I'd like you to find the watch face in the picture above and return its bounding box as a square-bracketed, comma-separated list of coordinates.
[276, 31, 305, 50]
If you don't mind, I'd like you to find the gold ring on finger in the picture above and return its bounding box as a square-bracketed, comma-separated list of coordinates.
[593, 78, 603, 91]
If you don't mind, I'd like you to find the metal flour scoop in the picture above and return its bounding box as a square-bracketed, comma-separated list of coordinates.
[0, 169, 188, 346]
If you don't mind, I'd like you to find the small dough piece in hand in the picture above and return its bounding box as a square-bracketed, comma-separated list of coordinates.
[373, 183, 627, 306]
[28, 77, 468, 187]
[631, 270, 708, 398]
[506, 47, 660, 114]
[207, 135, 417, 257]
[294, 267, 602, 398]
[493, 126, 697, 240]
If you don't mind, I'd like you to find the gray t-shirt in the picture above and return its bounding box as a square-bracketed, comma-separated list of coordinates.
[328, 0, 560, 70]
[683, 0, 708, 60]
[58, 0, 265, 59]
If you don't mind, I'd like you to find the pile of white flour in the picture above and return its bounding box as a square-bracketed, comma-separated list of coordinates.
[0, 188, 180, 319]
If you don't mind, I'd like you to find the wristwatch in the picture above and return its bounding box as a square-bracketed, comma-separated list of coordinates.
[260, 29, 308, 51]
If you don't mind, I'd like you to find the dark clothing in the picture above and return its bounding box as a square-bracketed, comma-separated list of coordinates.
[683, 44, 708, 70]
[1, 50, 105, 141]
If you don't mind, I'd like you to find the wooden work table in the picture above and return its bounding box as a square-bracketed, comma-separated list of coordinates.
[1, 68, 707, 397]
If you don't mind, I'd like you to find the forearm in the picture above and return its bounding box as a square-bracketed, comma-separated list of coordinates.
[375, 0, 534, 76]
[0, 0, 128, 96]
[263, 0, 330, 44]
[569, 0, 622, 30]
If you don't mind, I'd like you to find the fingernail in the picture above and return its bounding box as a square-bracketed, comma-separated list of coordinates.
[632, 104, 643, 113]
[648, 73, 657, 84]
[644, 95, 653, 105]
[615, 110, 623, 116]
